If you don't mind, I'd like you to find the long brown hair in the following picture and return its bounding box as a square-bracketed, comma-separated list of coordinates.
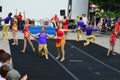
[0, 65, 10, 78]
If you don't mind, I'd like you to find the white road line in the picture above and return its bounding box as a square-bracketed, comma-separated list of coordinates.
[48, 52, 79, 80]
[67, 42, 120, 74]
[69, 60, 83, 63]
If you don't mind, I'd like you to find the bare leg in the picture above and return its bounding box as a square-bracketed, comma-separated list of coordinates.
[107, 41, 112, 56]
[12, 31, 18, 45]
[60, 43, 65, 62]
[112, 42, 116, 55]
[14, 31, 18, 45]
[21, 37, 27, 53]
[65, 31, 68, 39]
[56, 47, 61, 59]
[27, 37, 35, 52]
[12, 31, 16, 45]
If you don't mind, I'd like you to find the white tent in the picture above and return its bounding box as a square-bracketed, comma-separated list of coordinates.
[0, 0, 88, 19]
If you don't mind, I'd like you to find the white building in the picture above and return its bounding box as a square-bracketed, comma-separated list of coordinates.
[0, 0, 88, 19]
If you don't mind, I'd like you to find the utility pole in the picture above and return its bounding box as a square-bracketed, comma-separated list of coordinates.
[68, 0, 72, 17]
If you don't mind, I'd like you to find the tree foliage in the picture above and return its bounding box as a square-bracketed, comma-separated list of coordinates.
[89, 0, 120, 12]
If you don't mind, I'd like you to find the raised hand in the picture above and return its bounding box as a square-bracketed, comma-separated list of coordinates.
[21, 74, 28, 80]
[23, 10, 25, 14]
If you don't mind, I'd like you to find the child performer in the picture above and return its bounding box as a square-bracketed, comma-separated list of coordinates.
[75, 17, 85, 41]
[107, 19, 120, 56]
[61, 12, 72, 39]
[12, 15, 18, 45]
[31, 27, 54, 59]
[54, 21, 74, 62]
[83, 22, 98, 46]
[1, 13, 12, 40]
[21, 11, 35, 53]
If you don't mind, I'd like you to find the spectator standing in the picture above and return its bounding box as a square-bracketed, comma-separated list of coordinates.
[16, 9, 23, 30]
[96, 14, 100, 26]
[82, 14, 88, 25]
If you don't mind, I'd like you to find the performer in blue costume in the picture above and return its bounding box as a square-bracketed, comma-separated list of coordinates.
[83, 22, 98, 46]
[31, 27, 54, 59]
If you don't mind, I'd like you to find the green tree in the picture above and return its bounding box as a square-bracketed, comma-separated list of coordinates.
[89, 0, 120, 12]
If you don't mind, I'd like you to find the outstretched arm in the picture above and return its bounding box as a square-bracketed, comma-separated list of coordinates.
[67, 11, 72, 19]
[31, 33, 40, 38]
[23, 11, 36, 27]
[61, 12, 72, 23]
[63, 29, 75, 32]
[15, 9, 18, 15]
[23, 10, 26, 21]
[47, 34, 56, 39]
[53, 20, 58, 29]
[92, 27, 98, 31]
[2, 17, 7, 21]
[21, 74, 28, 80]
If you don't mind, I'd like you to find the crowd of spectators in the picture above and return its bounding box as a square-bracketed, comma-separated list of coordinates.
[0, 49, 27, 80]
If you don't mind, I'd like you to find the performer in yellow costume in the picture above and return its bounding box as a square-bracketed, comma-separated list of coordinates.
[1, 13, 12, 40]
